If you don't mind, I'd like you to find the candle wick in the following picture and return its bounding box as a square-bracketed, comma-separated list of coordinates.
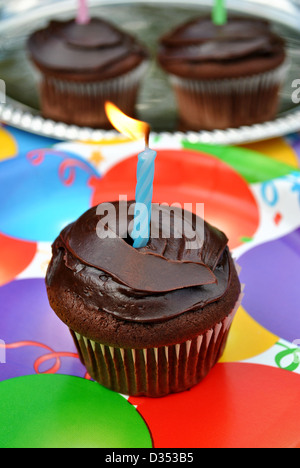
[145, 127, 150, 148]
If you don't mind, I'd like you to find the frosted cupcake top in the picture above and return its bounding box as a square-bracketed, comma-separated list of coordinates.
[27, 18, 148, 81]
[47, 201, 236, 324]
[158, 16, 286, 79]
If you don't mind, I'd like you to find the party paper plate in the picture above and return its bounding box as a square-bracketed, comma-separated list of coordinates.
[0, 126, 300, 448]
[0, 0, 300, 144]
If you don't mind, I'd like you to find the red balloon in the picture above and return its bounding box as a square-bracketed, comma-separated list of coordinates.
[129, 362, 300, 448]
[0, 233, 37, 286]
[90, 149, 259, 249]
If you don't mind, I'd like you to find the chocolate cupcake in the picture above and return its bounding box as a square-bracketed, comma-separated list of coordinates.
[158, 16, 288, 130]
[27, 18, 149, 128]
[46, 201, 242, 397]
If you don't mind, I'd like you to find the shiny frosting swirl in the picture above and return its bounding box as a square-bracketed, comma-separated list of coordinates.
[27, 18, 148, 75]
[49, 202, 234, 323]
[159, 16, 285, 64]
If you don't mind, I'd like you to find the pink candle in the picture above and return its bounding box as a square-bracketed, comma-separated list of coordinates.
[76, 0, 90, 25]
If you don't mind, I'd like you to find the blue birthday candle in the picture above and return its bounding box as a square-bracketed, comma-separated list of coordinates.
[104, 102, 157, 248]
[131, 147, 157, 249]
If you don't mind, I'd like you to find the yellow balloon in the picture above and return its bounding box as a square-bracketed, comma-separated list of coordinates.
[220, 306, 279, 363]
[78, 137, 132, 145]
[240, 137, 299, 168]
[0, 127, 17, 161]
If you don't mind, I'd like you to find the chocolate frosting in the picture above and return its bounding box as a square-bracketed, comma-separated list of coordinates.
[47, 202, 234, 323]
[27, 18, 148, 76]
[159, 16, 285, 65]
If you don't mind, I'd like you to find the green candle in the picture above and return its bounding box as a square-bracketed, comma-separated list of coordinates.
[212, 0, 227, 25]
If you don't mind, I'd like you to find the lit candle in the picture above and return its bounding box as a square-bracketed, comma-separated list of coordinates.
[212, 0, 227, 25]
[76, 0, 90, 25]
[105, 102, 157, 249]
[131, 142, 157, 249]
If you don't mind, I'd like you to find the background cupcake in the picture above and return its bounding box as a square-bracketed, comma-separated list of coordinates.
[27, 17, 149, 128]
[158, 15, 288, 130]
[46, 201, 242, 398]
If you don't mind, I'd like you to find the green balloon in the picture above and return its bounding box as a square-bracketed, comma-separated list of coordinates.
[0, 375, 152, 448]
[182, 141, 297, 184]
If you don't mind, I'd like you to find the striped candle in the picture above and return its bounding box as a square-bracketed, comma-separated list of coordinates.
[131, 147, 157, 249]
[104, 101, 157, 249]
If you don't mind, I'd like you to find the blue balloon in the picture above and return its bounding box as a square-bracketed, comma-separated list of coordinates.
[0, 148, 100, 242]
[4, 125, 58, 155]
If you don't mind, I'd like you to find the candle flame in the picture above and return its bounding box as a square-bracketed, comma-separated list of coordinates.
[105, 102, 150, 146]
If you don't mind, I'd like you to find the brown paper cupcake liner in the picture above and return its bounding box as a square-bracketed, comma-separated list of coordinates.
[70, 291, 243, 398]
[169, 59, 290, 130]
[37, 60, 149, 128]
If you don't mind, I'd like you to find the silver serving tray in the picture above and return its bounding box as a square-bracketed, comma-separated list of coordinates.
[0, 0, 299, 144]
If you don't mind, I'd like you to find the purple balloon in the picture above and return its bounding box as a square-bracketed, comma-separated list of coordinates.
[239, 228, 300, 343]
[0, 278, 86, 381]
